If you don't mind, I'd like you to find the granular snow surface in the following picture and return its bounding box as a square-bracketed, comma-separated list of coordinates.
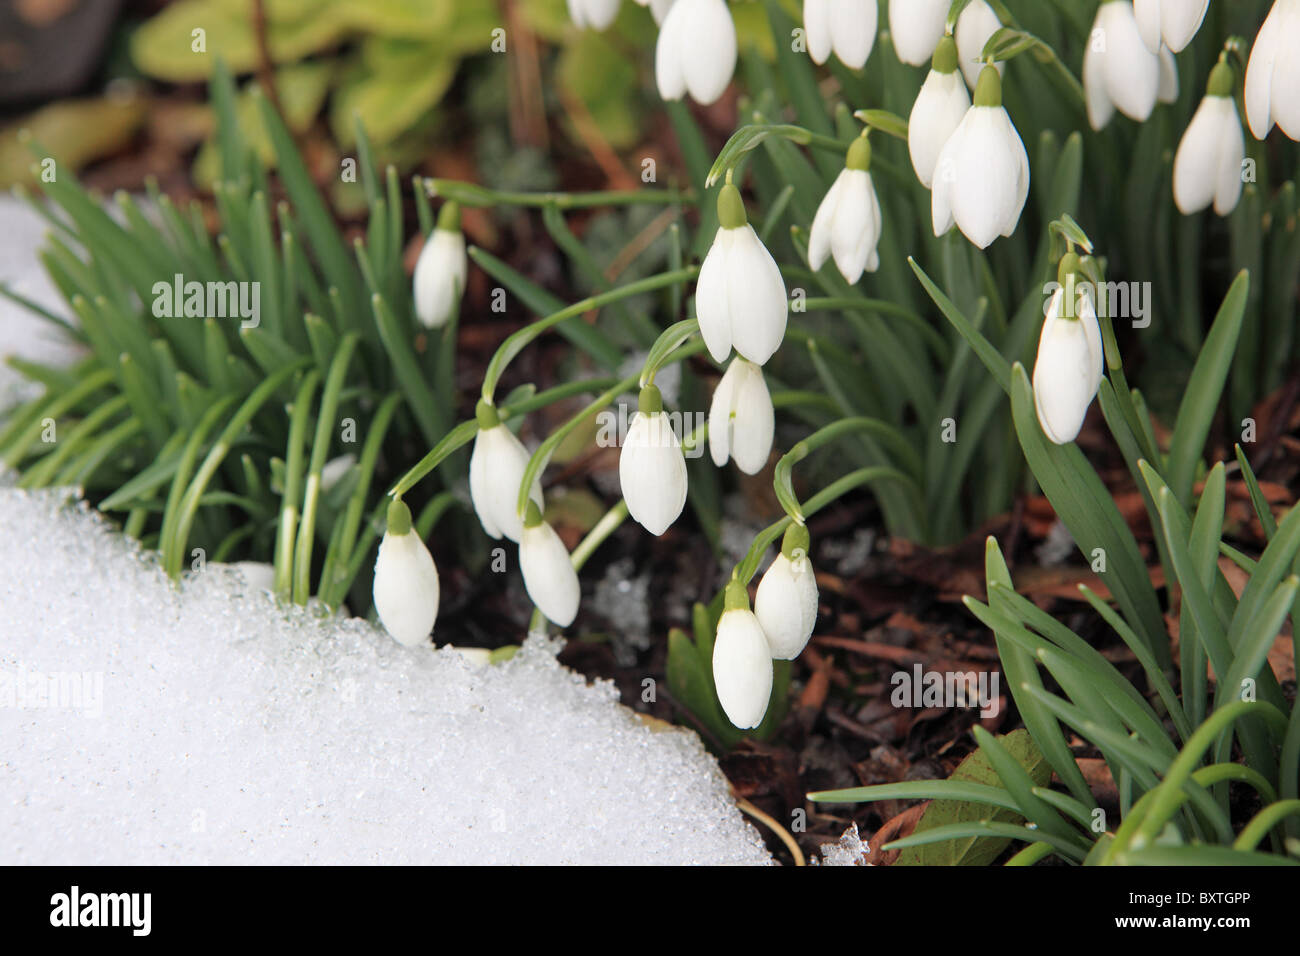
[0, 489, 772, 865]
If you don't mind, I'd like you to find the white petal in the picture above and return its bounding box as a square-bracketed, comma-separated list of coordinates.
[945, 107, 1025, 248]
[956, 0, 1003, 90]
[831, 0, 876, 69]
[1133, 0, 1163, 53]
[680, 0, 737, 105]
[471, 425, 542, 542]
[808, 170, 848, 272]
[413, 230, 466, 329]
[619, 411, 688, 535]
[1101, 1, 1161, 123]
[1272, 3, 1300, 139]
[888, 0, 949, 66]
[712, 609, 774, 728]
[1214, 101, 1247, 214]
[909, 68, 970, 187]
[755, 553, 819, 659]
[830, 169, 874, 283]
[1164, 0, 1210, 53]
[695, 230, 733, 362]
[708, 358, 740, 467]
[729, 360, 774, 474]
[930, 120, 962, 236]
[520, 521, 581, 627]
[804, 0, 832, 65]
[725, 225, 787, 366]
[655, 1, 688, 100]
[1077, 289, 1104, 397]
[1032, 309, 1096, 444]
[373, 531, 440, 647]
[1083, 20, 1116, 131]
[1174, 96, 1227, 213]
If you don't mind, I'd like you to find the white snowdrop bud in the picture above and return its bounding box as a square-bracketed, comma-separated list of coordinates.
[708, 357, 775, 475]
[469, 400, 544, 542]
[888, 0, 950, 66]
[320, 453, 356, 493]
[908, 36, 971, 188]
[1244, 0, 1300, 140]
[1174, 60, 1246, 215]
[1084, 1, 1163, 130]
[955, 0, 1004, 90]
[809, 135, 883, 284]
[634, 0, 675, 24]
[373, 499, 440, 647]
[519, 501, 582, 628]
[1032, 257, 1104, 445]
[754, 524, 819, 659]
[1133, 0, 1209, 53]
[804, 0, 877, 69]
[413, 202, 467, 330]
[931, 66, 1030, 249]
[696, 182, 788, 365]
[655, 0, 737, 105]
[619, 385, 688, 536]
[713, 578, 774, 729]
[568, 0, 621, 30]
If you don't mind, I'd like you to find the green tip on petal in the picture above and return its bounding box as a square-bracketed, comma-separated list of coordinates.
[475, 398, 500, 429]
[846, 136, 872, 172]
[723, 577, 750, 612]
[932, 34, 959, 74]
[1057, 250, 1082, 288]
[781, 522, 811, 560]
[638, 383, 663, 415]
[437, 200, 461, 232]
[973, 65, 1002, 107]
[387, 498, 413, 536]
[1207, 60, 1234, 98]
[717, 183, 748, 230]
[524, 499, 544, 529]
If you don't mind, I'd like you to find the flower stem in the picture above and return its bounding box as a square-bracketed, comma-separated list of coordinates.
[423, 179, 693, 209]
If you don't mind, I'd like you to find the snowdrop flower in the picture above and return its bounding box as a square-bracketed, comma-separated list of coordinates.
[519, 502, 582, 627]
[955, 0, 1003, 90]
[1244, 0, 1300, 140]
[1134, 0, 1209, 53]
[889, 0, 950, 66]
[469, 400, 544, 542]
[568, 0, 621, 30]
[655, 0, 737, 105]
[713, 579, 774, 729]
[1174, 60, 1246, 215]
[413, 202, 467, 330]
[908, 35, 970, 187]
[373, 499, 440, 647]
[932, 65, 1029, 248]
[754, 524, 819, 659]
[1032, 256, 1104, 445]
[696, 181, 788, 365]
[619, 384, 688, 536]
[708, 357, 775, 475]
[634, 0, 674, 24]
[1084, 1, 1163, 130]
[804, 0, 876, 69]
[809, 135, 883, 283]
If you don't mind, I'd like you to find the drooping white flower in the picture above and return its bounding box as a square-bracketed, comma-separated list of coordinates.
[568, 0, 621, 30]
[713, 579, 774, 729]
[889, 0, 950, 66]
[469, 401, 544, 542]
[373, 499, 440, 647]
[1084, 1, 1163, 130]
[519, 502, 582, 627]
[931, 66, 1029, 248]
[1174, 60, 1246, 215]
[634, 0, 675, 24]
[413, 202, 467, 330]
[619, 385, 688, 536]
[955, 0, 1003, 90]
[1032, 262, 1104, 445]
[804, 0, 877, 69]
[1133, 0, 1210, 53]
[809, 136, 883, 284]
[754, 525, 819, 659]
[696, 182, 788, 365]
[908, 35, 971, 187]
[655, 0, 737, 105]
[1244, 0, 1300, 140]
[708, 357, 775, 475]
